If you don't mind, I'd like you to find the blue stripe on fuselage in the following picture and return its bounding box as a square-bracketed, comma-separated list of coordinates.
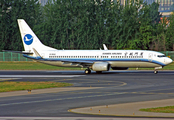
[23, 54, 166, 66]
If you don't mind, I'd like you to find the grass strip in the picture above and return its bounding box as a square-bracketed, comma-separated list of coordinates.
[0, 61, 173, 70]
[0, 81, 73, 92]
[140, 106, 174, 113]
[0, 61, 83, 70]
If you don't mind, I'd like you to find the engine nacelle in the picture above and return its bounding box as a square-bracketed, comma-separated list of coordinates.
[92, 62, 110, 71]
[111, 67, 129, 70]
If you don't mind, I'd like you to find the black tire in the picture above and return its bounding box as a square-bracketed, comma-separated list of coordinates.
[85, 69, 91, 74]
[154, 70, 158, 74]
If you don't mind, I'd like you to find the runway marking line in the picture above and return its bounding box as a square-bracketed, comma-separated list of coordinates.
[0, 75, 86, 78]
[53, 79, 127, 88]
[145, 88, 174, 92]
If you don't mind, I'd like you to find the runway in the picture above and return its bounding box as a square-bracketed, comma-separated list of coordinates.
[0, 70, 174, 119]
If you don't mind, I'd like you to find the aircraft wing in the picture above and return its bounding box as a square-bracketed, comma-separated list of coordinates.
[28, 56, 94, 65]
[61, 60, 94, 64]
[61, 60, 94, 67]
[2, 50, 33, 55]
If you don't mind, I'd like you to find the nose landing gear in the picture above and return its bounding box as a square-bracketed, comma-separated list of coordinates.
[154, 66, 162, 74]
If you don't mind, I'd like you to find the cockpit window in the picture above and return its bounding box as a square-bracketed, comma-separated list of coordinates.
[157, 55, 166, 58]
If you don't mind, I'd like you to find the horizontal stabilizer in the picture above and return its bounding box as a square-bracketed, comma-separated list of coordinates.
[2, 50, 33, 55]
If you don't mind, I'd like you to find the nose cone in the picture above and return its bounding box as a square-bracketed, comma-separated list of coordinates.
[166, 58, 173, 65]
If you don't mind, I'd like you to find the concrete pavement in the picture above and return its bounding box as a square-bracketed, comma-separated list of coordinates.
[69, 98, 174, 118]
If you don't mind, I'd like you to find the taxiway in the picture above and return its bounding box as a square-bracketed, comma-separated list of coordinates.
[0, 70, 174, 119]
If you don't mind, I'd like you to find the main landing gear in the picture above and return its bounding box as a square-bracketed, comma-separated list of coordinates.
[154, 70, 158, 74]
[85, 69, 91, 74]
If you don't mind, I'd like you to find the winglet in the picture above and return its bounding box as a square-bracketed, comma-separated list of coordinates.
[103, 44, 108, 50]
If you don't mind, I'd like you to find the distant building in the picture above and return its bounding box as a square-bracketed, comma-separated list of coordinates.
[39, 0, 48, 6]
[116, 0, 174, 16]
[143, 0, 174, 16]
[144, 0, 174, 12]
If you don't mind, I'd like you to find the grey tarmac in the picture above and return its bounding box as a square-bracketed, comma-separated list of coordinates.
[70, 98, 174, 118]
[0, 117, 172, 120]
[0, 70, 174, 119]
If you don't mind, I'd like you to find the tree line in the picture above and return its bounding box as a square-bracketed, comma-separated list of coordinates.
[1, 0, 174, 51]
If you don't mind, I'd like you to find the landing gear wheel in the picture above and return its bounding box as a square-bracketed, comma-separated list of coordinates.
[154, 70, 158, 74]
[85, 69, 91, 74]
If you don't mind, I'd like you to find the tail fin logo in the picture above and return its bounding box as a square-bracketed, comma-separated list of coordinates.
[24, 34, 33, 45]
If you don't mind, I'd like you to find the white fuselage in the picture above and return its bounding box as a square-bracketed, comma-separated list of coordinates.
[34, 49, 172, 68]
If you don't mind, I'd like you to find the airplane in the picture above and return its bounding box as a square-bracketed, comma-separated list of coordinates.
[4, 19, 173, 74]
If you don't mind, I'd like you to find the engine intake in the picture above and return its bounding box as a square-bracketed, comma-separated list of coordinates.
[92, 62, 110, 71]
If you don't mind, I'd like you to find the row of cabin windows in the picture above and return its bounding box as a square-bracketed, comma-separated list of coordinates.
[49, 56, 143, 58]
[49, 56, 99, 58]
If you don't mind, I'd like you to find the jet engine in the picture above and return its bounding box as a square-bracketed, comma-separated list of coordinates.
[92, 62, 111, 71]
